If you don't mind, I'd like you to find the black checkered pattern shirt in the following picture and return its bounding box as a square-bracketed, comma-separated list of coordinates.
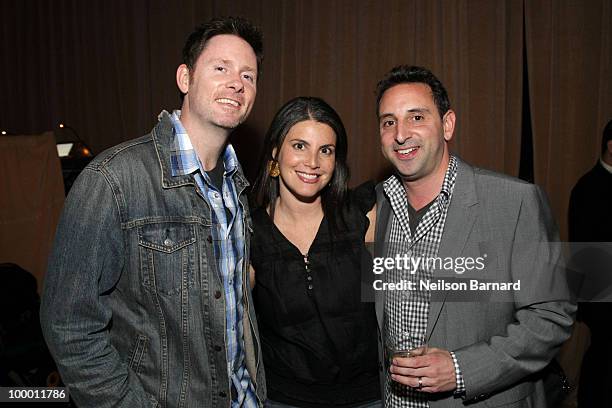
[383, 156, 465, 407]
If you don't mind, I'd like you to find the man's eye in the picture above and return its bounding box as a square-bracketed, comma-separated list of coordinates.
[382, 120, 395, 127]
[413, 115, 424, 121]
[215, 66, 226, 72]
[321, 147, 334, 155]
[243, 74, 255, 82]
[293, 143, 305, 150]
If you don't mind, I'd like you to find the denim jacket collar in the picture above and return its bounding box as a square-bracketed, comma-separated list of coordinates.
[152, 110, 249, 194]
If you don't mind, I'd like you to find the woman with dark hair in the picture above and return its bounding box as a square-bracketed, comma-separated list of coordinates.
[250, 97, 381, 407]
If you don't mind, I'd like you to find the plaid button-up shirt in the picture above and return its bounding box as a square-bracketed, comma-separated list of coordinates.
[383, 156, 464, 407]
[169, 110, 257, 407]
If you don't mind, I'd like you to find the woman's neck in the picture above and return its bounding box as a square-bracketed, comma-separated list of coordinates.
[274, 193, 323, 223]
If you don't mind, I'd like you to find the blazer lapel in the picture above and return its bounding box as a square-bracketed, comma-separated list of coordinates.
[426, 159, 479, 338]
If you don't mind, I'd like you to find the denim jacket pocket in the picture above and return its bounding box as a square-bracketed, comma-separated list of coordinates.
[138, 223, 197, 296]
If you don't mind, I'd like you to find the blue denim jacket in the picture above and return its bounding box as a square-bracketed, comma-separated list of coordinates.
[41, 111, 265, 408]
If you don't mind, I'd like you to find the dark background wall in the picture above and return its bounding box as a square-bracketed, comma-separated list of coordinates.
[1, 0, 611, 239]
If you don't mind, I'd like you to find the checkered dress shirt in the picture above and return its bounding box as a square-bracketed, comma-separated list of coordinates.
[169, 111, 257, 408]
[383, 156, 464, 407]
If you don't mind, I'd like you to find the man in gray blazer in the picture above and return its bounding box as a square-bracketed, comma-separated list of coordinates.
[373, 65, 575, 407]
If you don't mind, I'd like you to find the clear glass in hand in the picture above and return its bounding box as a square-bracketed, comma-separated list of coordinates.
[385, 331, 428, 366]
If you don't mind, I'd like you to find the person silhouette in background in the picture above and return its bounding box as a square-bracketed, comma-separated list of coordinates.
[568, 119, 612, 407]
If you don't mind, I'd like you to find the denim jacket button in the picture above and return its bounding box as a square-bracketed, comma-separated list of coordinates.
[214, 290, 222, 299]
[163, 238, 173, 246]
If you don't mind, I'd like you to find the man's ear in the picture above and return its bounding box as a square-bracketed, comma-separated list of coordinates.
[176, 64, 190, 94]
[442, 109, 456, 142]
[607, 139, 612, 154]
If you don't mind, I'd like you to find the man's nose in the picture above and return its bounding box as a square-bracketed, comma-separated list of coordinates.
[395, 122, 411, 144]
[227, 73, 244, 93]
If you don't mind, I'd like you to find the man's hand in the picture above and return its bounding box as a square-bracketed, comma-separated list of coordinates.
[389, 347, 457, 393]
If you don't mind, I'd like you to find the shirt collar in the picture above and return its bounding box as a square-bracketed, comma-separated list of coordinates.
[383, 155, 458, 206]
[169, 109, 239, 177]
[600, 157, 612, 174]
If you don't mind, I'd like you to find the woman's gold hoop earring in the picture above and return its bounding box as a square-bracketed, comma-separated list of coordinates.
[268, 160, 280, 177]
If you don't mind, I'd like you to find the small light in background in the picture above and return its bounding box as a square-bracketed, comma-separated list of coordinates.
[56, 122, 93, 158]
[1, 131, 6, 135]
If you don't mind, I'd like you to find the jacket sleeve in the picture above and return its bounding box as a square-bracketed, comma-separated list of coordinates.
[40, 167, 152, 408]
[454, 184, 576, 401]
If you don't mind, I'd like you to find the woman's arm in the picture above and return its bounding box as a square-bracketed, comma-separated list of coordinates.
[249, 264, 256, 289]
[365, 203, 377, 243]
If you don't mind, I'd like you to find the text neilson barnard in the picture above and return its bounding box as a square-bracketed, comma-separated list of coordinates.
[373, 279, 521, 291]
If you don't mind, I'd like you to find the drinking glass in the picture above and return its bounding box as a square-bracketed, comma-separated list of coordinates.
[385, 331, 428, 368]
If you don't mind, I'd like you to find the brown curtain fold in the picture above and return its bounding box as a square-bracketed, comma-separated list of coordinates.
[525, 0, 612, 240]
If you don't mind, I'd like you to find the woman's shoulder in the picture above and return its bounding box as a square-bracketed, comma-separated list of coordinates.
[346, 180, 376, 215]
[333, 181, 376, 236]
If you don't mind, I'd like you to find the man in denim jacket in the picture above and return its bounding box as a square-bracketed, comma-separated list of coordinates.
[41, 17, 265, 408]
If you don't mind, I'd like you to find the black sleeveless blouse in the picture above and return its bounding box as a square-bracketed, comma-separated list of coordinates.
[251, 182, 380, 407]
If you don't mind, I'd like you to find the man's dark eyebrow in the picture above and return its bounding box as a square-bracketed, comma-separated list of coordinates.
[378, 108, 431, 120]
[207, 58, 256, 73]
[406, 108, 431, 114]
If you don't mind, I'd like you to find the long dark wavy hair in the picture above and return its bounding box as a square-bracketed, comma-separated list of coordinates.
[252, 96, 349, 232]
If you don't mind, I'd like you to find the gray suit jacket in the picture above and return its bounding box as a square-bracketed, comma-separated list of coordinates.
[374, 158, 575, 407]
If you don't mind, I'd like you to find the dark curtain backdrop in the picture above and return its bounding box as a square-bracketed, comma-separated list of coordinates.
[1, 0, 611, 239]
[525, 0, 612, 239]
